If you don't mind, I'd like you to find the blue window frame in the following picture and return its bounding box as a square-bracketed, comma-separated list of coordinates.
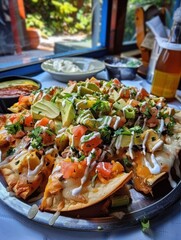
[0, 0, 111, 77]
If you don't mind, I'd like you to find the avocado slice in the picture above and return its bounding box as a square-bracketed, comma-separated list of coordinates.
[75, 99, 97, 110]
[78, 86, 94, 96]
[113, 99, 127, 110]
[85, 82, 100, 92]
[109, 89, 120, 102]
[58, 99, 75, 127]
[121, 135, 132, 147]
[31, 99, 60, 120]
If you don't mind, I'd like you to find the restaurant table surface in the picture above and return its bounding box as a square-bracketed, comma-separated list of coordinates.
[0, 71, 181, 240]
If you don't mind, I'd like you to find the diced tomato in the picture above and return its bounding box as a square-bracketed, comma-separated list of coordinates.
[96, 162, 113, 179]
[61, 159, 87, 179]
[72, 125, 88, 148]
[112, 78, 121, 86]
[9, 114, 20, 124]
[119, 87, 131, 98]
[80, 135, 102, 153]
[146, 115, 159, 128]
[110, 116, 126, 129]
[96, 161, 124, 181]
[14, 130, 25, 138]
[41, 131, 56, 146]
[136, 88, 149, 100]
[36, 117, 50, 127]
[129, 99, 139, 107]
[24, 114, 34, 127]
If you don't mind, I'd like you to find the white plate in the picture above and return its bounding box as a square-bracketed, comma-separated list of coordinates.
[41, 57, 105, 82]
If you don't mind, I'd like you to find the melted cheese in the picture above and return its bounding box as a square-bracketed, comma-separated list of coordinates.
[27, 156, 44, 182]
[72, 148, 96, 196]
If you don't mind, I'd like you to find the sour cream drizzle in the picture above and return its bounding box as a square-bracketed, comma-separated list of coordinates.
[142, 131, 150, 155]
[102, 116, 112, 127]
[142, 118, 147, 130]
[115, 135, 122, 153]
[27, 155, 44, 182]
[113, 116, 121, 130]
[72, 148, 96, 196]
[80, 132, 100, 143]
[134, 116, 141, 126]
[75, 100, 87, 109]
[152, 139, 163, 152]
[128, 134, 134, 159]
[158, 118, 165, 135]
[144, 154, 161, 174]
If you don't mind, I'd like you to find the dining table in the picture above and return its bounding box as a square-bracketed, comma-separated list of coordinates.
[0, 69, 181, 240]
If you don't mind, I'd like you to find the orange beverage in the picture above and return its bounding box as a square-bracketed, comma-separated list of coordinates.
[151, 49, 181, 99]
[151, 6, 181, 99]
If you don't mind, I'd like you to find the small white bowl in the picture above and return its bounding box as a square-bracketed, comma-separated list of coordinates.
[41, 57, 105, 82]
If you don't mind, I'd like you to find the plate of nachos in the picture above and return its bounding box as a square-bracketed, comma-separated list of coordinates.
[0, 78, 180, 231]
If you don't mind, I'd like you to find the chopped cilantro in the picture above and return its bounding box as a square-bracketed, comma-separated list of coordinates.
[90, 151, 96, 159]
[78, 155, 85, 162]
[130, 126, 143, 134]
[81, 132, 95, 143]
[166, 116, 175, 135]
[122, 157, 132, 168]
[91, 100, 110, 116]
[5, 122, 23, 135]
[130, 88, 137, 98]
[29, 127, 43, 149]
[99, 127, 112, 144]
[143, 107, 151, 118]
[114, 127, 131, 136]
[141, 217, 150, 233]
[6, 147, 15, 157]
[45, 129, 54, 136]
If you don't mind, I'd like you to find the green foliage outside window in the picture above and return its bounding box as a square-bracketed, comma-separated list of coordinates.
[24, 0, 173, 41]
[24, 0, 92, 37]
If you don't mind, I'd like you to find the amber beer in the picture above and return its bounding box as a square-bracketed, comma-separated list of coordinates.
[151, 49, 181, 99]
[151, 7, 181, 99]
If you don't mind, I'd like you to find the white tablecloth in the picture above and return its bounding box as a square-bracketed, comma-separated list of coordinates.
[0, 71, 181, 240]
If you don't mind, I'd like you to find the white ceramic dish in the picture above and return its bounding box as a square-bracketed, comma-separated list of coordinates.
[41, 57, 105, 82]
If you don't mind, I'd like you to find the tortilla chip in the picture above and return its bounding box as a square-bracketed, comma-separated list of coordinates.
[0, 149, 55, 199]
[39, 167, 132, 212]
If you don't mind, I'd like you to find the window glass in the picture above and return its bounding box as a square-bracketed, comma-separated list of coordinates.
[0, 0, 107, 71]
[123, 0, 174, 44]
